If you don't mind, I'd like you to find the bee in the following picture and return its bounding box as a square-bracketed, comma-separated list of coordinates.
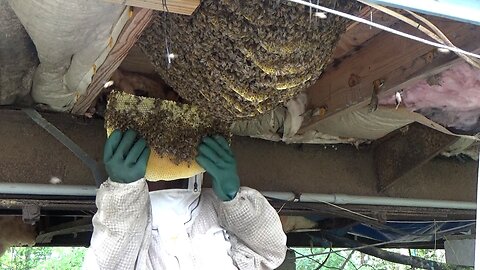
[105, 91, 230, 164]
[138, 0, 358, 122]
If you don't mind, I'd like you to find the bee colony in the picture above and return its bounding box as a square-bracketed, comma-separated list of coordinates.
[105, 0, 357, 174]
[105, 91, 230, 164]
[139, 0, 358, 121]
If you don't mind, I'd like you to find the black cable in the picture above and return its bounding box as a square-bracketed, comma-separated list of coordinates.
[290, 246, 342, 270]
[314, 247, 332, 270]
[290, 248, 325, 265]
[357, 264, 376, 270]
[335, 251, 359, 270]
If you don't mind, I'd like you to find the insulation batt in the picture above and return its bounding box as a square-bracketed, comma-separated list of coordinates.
[7, 0, 124, 111]
[139, 0, 358, 121]
[380, 62, 480, 134]
[0, 0, 38, 105]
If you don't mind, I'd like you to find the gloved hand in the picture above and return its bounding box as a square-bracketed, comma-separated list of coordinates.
[196, 136, 240, 201]
[103, 129, 150, 184]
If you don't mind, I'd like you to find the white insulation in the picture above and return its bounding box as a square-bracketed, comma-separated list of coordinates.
[8, 0, 125, 111]
[0, 0, 37, 105]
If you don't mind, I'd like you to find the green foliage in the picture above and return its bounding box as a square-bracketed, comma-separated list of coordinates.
[0, 247, 86, 270]
[293, 248, 447, 270]
[0, 246, 458, 270]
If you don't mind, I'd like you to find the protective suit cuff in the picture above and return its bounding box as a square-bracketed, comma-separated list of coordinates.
[219, 187, 250, 208]
[103, 178, 146, 189]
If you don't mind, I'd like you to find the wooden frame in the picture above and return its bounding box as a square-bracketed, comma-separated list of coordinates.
[71, 8, 153, 115]
[299, 18, 480, 133]
[104, 0, 200, 15]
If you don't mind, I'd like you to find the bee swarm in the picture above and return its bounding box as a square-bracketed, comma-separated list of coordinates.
[105, 91, 230, 164]
[139, 0, 358, 121]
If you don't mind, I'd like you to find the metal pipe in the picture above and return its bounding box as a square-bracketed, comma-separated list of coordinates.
[0, 183, 475, 210]
[0, 183, 97, 197]
[262, 192, 476, 210]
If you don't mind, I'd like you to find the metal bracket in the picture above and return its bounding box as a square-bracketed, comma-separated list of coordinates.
[22, 204, 41, 225]
[22, 109, 105, 187]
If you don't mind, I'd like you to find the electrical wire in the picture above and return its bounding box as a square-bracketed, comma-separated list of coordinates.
[290, 248, 327, 265]
[286, 0, 480, 60]
[336, 251, 359, 270]
[292, 238, 424, 259]
[291, 248, 343, 270]
[314, 247, 333, 270]
[310, 199, 379, 222]
[271, 195, 475, 238]
[266, 195, 379, 222]
[162, 0, 173, 69]
[357, 264, 376, 270]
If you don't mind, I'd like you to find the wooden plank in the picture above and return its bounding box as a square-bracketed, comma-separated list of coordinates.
[120, 45, 157, 74]
[299, 18, 480, 133]
[104, 0, 200, 15]
[71, 8, 153, 115]
[374, 123, 458, 192]
[333, 7, 399, 61]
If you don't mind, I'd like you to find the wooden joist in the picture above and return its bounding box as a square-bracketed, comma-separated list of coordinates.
[71, 8, 153, 115]
[332, 7, 399, 61]
[299, 18, 480, 133]
[104, 0, 200, 15]
[374, 123, 458, 192]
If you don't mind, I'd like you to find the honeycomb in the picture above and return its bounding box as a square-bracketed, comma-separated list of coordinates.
[104, 91, 230, 180]
[139, 0, 357, 121]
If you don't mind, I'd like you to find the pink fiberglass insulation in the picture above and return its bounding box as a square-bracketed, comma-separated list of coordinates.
[379, 62, 480, 134]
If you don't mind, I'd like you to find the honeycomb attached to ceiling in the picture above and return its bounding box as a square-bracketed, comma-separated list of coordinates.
[139, 0, 357, 121]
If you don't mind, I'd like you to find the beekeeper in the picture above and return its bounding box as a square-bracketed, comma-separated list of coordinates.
[82, 129, 287, 270]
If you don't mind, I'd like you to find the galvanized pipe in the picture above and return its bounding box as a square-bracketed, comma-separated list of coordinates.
[0, 183, 96, 197]
[262, 192, 476, 210]
[0, 183, 475, 210]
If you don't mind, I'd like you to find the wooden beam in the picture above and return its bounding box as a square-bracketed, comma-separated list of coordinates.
[1, 109, 477, 202]
[374, 123, 458, 192]
[332, 7, 399, 61]
[71, 8, 153, 115]
[299, 18, 480, 133]
[120, 45, 157, 74]
[104, 0, 200, 15]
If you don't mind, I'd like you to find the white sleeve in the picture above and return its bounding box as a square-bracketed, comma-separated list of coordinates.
[82, 178, 152, 270]
[216, 187, 287, 270]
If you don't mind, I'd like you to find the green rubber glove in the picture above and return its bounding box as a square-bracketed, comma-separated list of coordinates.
[196, 136, 240, 201]
[103, 129, 150, 184]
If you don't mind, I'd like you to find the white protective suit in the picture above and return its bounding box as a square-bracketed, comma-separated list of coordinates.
[82, 174, 287, 270]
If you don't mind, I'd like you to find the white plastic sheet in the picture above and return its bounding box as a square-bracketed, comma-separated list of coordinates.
[8, 0, 125, 111]
[0, 0, 37, 105]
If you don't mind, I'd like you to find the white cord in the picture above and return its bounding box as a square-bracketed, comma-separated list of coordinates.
[314, 199, 379, 222]
[286, 0, 480, 60]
